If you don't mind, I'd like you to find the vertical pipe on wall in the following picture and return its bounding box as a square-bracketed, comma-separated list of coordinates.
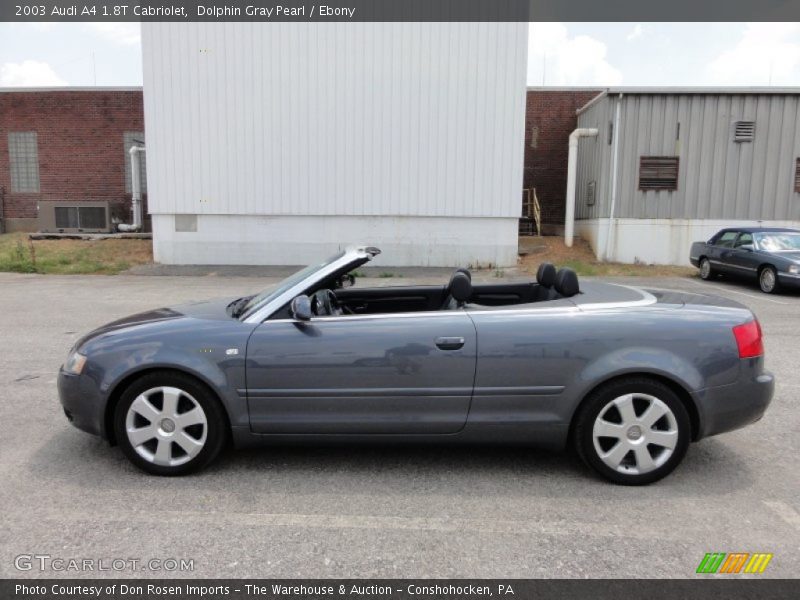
[564, 128, 599, 247]
[0, 186, 5, 234]
[604, 94, 623, 261]
[118, 146, 145, 232]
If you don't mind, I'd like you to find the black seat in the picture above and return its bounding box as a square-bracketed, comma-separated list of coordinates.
[442, 271, 472, 309]
[534, 262, 558, 300]
[455, 267, 471, 281]
[554, 267, 580, 298]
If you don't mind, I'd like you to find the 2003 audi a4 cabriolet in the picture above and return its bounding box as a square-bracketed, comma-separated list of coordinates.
[59, 246, 774, 484]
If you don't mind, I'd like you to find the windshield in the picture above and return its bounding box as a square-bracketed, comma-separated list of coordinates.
[755, 232, 800, 252]
[237, 251, 346, 320]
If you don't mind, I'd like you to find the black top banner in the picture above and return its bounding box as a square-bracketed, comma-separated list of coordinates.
[3, 0, 800, 22]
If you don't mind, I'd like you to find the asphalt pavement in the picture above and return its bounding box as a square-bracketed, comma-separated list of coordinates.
[0, 271, 797, 578]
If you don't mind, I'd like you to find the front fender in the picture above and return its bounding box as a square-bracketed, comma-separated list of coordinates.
[81, 320, 254, 436]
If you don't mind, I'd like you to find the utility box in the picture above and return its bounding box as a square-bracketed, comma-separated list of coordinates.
[38, 201, 112, 233]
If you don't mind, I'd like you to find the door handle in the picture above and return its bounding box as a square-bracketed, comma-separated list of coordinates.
[435, 336, 465, 350]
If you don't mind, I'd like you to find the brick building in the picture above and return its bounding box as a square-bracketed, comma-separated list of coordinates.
[523, 87, 601, 232]
[0, 88, 145, 232]
[0, 85, 595, 239]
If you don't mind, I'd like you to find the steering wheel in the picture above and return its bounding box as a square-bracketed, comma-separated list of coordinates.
[311, 289, 342, 317]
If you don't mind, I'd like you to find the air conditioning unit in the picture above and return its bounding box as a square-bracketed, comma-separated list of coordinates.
[38, 201, 112, 233]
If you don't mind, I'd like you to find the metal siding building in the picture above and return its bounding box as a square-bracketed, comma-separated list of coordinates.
[574, 88, 800, 265]
[142, 23, 528, 266]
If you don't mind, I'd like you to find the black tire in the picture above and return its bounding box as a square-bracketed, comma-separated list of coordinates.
[699, 257, 714, 280]
[758, 265, 779, 294]
[573, 377, 691, 485]
[113, 371, 228, 476]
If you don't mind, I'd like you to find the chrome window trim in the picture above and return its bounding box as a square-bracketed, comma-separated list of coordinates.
[267, 311, 477, 325]
[248, 258, 657, 325]
[261, 297, 657, 326]
[242, 246, 378, 324]
[265, 306, 583, 325]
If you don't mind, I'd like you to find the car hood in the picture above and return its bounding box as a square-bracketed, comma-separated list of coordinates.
[777, 251, 800, 262]
[73, 296, 238, 351]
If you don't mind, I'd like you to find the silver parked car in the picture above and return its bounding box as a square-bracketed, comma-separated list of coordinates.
[59, 246, 773, 484]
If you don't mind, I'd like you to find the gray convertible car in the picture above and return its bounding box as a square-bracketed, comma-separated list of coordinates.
[690, 227, 800, 293]
[59, 246, 773, 485]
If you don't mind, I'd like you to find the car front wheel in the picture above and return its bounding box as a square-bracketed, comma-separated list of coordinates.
[699, 257, 714, 280]
[759, 266, 779, 294]
[113, 371, 227, 475]
[573, 377, 691, 485]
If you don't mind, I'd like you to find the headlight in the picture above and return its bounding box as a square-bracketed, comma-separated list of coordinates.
[63, 351, 87, 375]
[789, 265, 799, 275]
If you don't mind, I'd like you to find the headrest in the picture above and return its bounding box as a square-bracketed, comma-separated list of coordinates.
[448, 272, 472, 302]
[455, 267, 472, 281]
[554, 268, 580, 298]
[536, 262, 557, 288]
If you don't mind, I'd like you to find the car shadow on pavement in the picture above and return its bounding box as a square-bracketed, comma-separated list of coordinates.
[25, 427, 756, 498]
[699, 275, 800, 297]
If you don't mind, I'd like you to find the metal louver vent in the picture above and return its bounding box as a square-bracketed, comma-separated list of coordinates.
[795, 158, 800, 193]
[639, 156, 679, 191]
[734, 121, 755, 142]
[39, 201, 111, 233]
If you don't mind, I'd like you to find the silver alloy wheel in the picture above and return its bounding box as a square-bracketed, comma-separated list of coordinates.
[699, 258, 711, 279]
[760, 268, 776, 292]
[125, 386, 208, 467]
[592, 393, 678, 475]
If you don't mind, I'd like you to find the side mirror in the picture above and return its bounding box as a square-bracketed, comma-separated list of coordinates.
[290, 295, 312, 321]
[739, 244, 755, 252]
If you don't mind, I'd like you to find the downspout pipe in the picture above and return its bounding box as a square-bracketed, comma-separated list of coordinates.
[604, 93, 623, 261]
[564, 128, 598, 247]
[118, 145, 145, 232]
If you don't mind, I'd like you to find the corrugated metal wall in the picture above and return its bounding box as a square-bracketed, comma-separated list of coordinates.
[575, 94, 612, 221]
[142, 23, 528, 218]
[576, 93, 800, 221]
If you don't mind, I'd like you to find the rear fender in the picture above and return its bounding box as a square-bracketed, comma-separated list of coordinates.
[572, 346, 703, 404]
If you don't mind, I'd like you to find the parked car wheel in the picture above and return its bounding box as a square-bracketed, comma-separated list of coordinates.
[758, 266, 779, 294]
[698, 257, 714, 280]
[574, 377, 691, 485]
[113, 371, 227, 476]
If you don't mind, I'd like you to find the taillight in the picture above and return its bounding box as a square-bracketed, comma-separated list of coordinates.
[733, 320, 764, 359]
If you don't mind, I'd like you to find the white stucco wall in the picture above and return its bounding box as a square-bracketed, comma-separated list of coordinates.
[152, 214, 519, 267]
[576, 218, 800, 265]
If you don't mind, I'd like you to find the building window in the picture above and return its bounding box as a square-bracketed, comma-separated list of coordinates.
[639, 156, 679, 191]
[8, 132, 40, 193]
[124, 132, 147, 194]
[734, 121, 755, 143]
[528, 123, 538, 149]
[795, 158, 800, 193]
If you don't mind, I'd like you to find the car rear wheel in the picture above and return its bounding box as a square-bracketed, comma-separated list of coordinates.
[759, 266, 779, 294]
[573, 377, 691, 485]
[113, 371, 227, 476]
[699, 257, 714, 280]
